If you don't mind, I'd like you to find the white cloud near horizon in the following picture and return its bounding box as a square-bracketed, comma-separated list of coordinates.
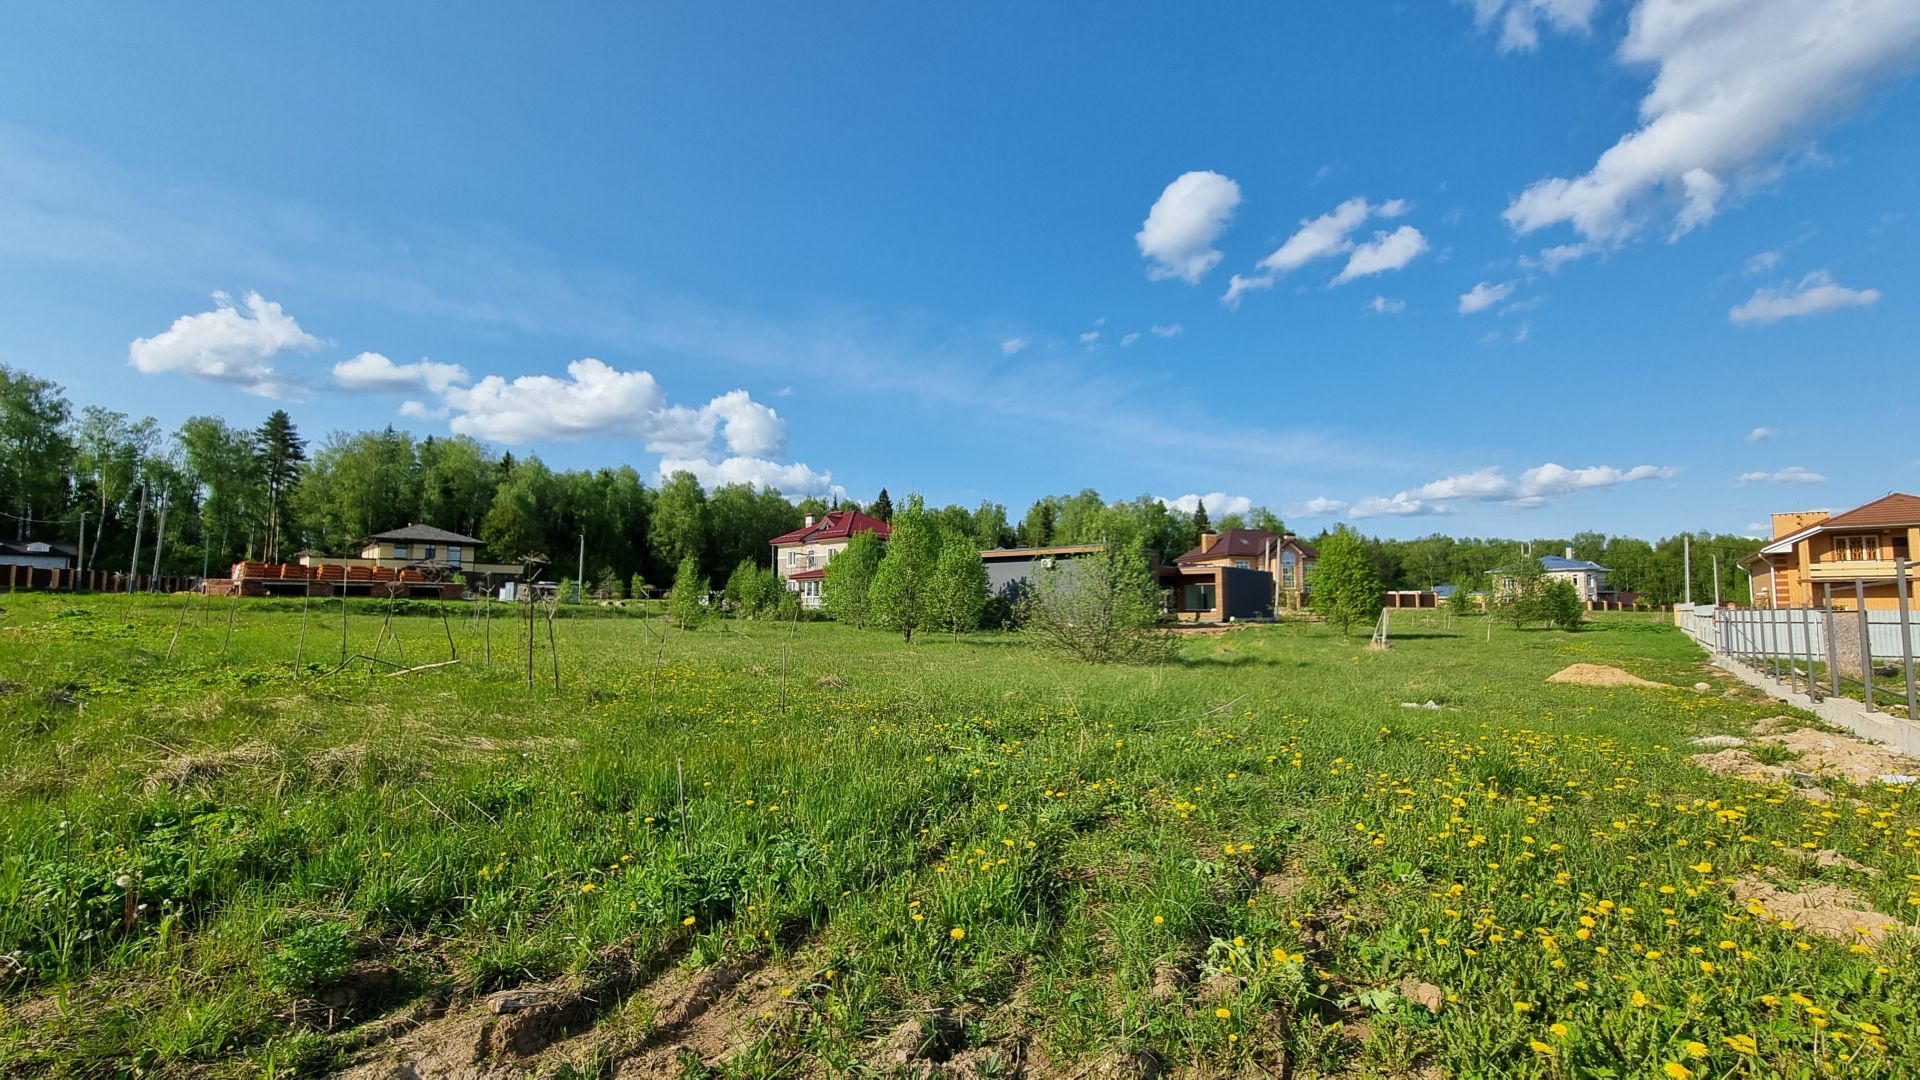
[1157, 492, 1255, 518]
[1736, 465, 1826, 486]
[1503, 0, 1920, 245]
[1137, 170, 1242, 284]
[1300, 461, 1674, 519]
[127, 290, 320, 398]
[1729, 271, 1880, 325]
[332, 351, 471, 394]
[1470, 0, 1600, 52]
[1459, 280, 1517, 314]
[658, 455, 841, 500]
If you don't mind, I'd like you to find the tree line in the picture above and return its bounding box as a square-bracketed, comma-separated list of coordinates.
[2, 365, 1760, 605]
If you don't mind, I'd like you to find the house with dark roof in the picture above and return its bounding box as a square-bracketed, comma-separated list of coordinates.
[1167, 529, 1318, 617]
[1740, 492, 1920, 610]
[768, 510, 892, 608]
[0, 539, 77, 570]
[298, 523, 522, 580]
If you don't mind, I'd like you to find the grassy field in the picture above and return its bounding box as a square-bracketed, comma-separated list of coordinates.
[1, 593, 1916, 1078]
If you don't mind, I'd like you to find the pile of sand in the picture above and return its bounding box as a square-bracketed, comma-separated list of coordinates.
[1733, 879, 1902, 945]
[1546, 663, 1665, 688]
[1760, 727, 1918, 785]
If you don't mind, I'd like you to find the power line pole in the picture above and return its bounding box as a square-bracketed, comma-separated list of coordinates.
[76, 512, 86, 592]
[1682, 534, 1692, 606]
[577, 533, 586, 599]
[148, 497, 168, 591]
[126, 482, 148, 594]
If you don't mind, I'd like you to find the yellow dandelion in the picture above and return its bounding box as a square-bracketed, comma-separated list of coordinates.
[1723, 1034, 1758, 1054]
[950, 927, 966, 941]
[1529, 1041, 1554, 1055]
[1683, 1041, 1708, 1059]
[1214, 1007, 1232, 1019]
[1662, 1063, 1694, 1080]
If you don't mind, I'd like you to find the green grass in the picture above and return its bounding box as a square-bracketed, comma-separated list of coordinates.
[1, 594, 1915, 1077]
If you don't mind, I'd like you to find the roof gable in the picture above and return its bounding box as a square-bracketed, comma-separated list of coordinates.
[367, 523, 484, 546]
[1539, 554, 1609, 572]
[1818, 492, 1920, 530]
[768, 510, 893, 546]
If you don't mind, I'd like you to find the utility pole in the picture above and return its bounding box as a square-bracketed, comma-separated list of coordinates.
[126, 482, 148, 594]
[577, 533, 585, 599]
[148, 497, 168, 592]
[76, 512, 86, 592]
[1711, 554, 1720, 608]
[1683, 534, 1692, 606]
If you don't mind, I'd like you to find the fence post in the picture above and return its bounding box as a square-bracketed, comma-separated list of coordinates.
[1800, 603, 1818, 700]
[1898, 557, 1916, 722]
[1825, 584, 1839, 698]
[1856, 579, 1873, 712]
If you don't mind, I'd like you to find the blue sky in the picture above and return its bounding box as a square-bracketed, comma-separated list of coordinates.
[3, 1, 1917, 539]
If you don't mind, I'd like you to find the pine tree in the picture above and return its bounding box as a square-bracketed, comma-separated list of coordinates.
[872, 488, 894, 523]
[930, 530, 990, 637]
[822, 530, 884, 627]
[1311, 526, 1383, 634]
[869, 495, 937, 642]
[1191, 501, 1211, 537]
[255, 409, 305, 561]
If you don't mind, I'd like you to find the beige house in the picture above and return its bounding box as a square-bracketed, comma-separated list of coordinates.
[299, 524, 521, 579]
[1741, 493, 1920, 610]
[767, 510, 892, 608]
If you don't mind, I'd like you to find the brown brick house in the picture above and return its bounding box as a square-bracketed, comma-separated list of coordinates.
[1741, 492, 1920, 610]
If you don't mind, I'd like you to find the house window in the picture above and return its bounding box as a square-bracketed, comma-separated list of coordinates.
[1281, 551, 1296, 587]
[1234, 560, 1249, 569]
[447, 546, 461, 566]
[1834, 536, 1880, 561]
[1183, 583, 1217, 611]
[423, 545, 437, 561]
[393, 543, 410, 559]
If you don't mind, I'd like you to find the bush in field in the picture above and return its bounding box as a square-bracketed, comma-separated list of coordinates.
[668, 556, 708, 629]
[823, 531, 883, 628]
[870, 496, 939, 643]
[930, 530, 989, 636]
[724, 560, 782, 617]
[557, 577, 581, 605]
[629, 572, 647, 600]
[1496, 557, 1547, 628]
[1543, 578, 1585, 630]
[593, 567, 624, 600]
[1020, 541, 1174, 664]
[1311, 526, 1383, 635]
[257, 921, 355, 995]
[1446, 583, 1477, 619]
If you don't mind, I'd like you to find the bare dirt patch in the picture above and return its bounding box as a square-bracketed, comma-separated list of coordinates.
[1546, 664, 1665, 689]
[1685, 748, 1833, 802]
[1733, 879, 1903, 945]
[1397, 978, 1445, 1016]
[1783, 848, 1881, 877]
[1757, 727, 1919, 785]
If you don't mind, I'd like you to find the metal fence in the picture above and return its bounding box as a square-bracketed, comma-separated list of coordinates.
[1674, 563, 1919, 721]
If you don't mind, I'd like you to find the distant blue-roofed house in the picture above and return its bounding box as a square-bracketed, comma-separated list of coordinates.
[1495, 547, 1613, 602]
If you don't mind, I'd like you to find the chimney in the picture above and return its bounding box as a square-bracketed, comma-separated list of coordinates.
[1200, 531, 1218, 553]
[1565, 546, 1575, 560]
[804, 515, 816, 528]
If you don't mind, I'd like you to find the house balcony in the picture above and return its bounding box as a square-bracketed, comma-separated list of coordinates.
[1806, 559, 1918, 583]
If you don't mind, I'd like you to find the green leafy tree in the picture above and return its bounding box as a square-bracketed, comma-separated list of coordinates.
[724, 559, 782, 617]
[630, 572, 648, 599]
[1311, 526, 1384, 634]
[823, 530, 884, 627]
[0, 366, 75, 541]
[1495, 555, 1548, 628]
[650, 471, 709, 582]
[593, 566, 624, 600]
[1017, 499, 1055, 547]
[668, 555, 708, 629]
[1020, 539, 1174, 664]
[930, 530, 989, 636]
[1542, 578, 1585, 630]
[869, 495, 938, 642]
[1445, 584, 1477, 619]
[291, 427, 419, 554]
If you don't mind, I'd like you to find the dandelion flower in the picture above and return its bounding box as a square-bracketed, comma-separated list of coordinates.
[682, 916, 696, 926]
[1662, 1063, 1694, 1080]
[950, 927, 966, 941]
[580, 883, 597, 894]
[1153, 915, 1165, 925]
[1215, 1007, 1232, 1019]
[1683, 1041, 1708, 1059]
[1529, 1040, 1554, 1055]
[1723, 1034, 1757, 1054]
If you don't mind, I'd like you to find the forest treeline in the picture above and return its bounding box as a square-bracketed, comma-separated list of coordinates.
[1, 365, 1760, 601]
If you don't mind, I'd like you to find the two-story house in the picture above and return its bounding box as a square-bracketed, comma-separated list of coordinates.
[1166, 529, 1318, 620]
[1741, 492, 1920, 610]
[768, 510, 892, 607]
[300, 523, 522, 580]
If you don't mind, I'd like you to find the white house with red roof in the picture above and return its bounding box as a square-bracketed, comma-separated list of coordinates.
[767, 510, 892, 607]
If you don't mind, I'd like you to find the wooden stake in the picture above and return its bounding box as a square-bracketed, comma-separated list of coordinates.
[296, 593, 310, 667]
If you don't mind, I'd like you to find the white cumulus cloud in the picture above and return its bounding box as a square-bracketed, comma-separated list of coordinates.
[1326, 461, 1673, 519]
[1137, 170, 1242, 284]
[1150, 323, 1184, 338]
[332, 351, 471, 394]
[1331, 226, 1429, 285]
[1120, 332, 1141, 347]
[1503, 0, 1920, 245]
[1459, 280, 1517, 314]
[658, 456, 840, 499]
[1736, 466, 1827, 486]
[1000, 336, 1030, 356]
[1369, 296, 1407, 314]
[1745, 425, 1777, 442]
[1260, 196, 1374, 274]
[1226, 197, 1423, 303]
[1156, 492, 1255, 518]
[1743, 249, 1782, 275]
[1729, 271, 1881, 325]
[1079, 330, 1101, 344]
[1471, 0, 1600, 52]
[127, 290, 320, 398]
